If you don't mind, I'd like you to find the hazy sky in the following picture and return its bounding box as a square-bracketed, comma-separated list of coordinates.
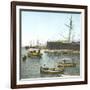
[21, 10, 81, 46]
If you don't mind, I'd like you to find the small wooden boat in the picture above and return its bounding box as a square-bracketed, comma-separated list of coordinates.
[58, 63, 76, 67]
[27, 48, 42, 58]
[40, 65, 64, 74]
[58, 58, 76, 67]
[22, 55, 27, 61]
[28, 52, 42, 57]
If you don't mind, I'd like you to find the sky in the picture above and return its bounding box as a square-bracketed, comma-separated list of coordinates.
[21, 10, 81, 46]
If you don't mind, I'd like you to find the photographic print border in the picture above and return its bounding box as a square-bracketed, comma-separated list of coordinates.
[11, 1, 88, 89]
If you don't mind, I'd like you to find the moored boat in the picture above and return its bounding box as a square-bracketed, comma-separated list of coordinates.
[40, 65, 64, 74]
[58, 58, 76, 67]
[27, 48, 42, 58]
[22, 55, 27, 61]
[58, 63, 76, 67]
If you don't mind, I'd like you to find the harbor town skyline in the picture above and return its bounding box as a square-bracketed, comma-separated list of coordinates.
[21, 10, 81, 46]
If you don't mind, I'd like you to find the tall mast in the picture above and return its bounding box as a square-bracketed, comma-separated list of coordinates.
[65, 16, 73, 43]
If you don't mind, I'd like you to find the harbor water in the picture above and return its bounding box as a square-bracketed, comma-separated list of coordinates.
[20, 48, 80, 79]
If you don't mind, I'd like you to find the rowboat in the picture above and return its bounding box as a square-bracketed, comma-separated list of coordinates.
[27, 48, 42, 58]
[40, 65, 64, 74]
[58, 58, 76, 67]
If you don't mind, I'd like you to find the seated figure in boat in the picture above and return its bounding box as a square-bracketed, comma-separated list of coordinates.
[27, 48, 42, 58]
[40, 64, 64, 74]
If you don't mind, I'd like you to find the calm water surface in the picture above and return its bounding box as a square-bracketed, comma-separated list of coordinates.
[20, 48, 80, 79]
